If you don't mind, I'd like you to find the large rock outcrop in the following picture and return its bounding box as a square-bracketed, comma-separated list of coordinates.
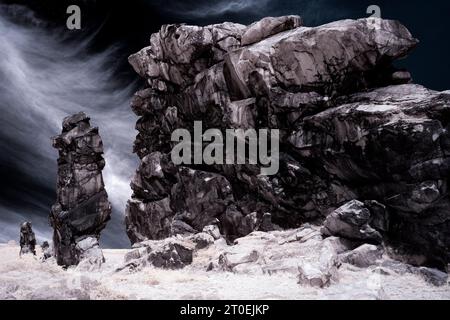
[126, 15, 450, 267]
[50, 112, 111, 267]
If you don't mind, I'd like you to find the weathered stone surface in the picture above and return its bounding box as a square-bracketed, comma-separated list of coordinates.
[75, 237, 105, 271]
[121, 238, 195, 270]
[206, 226, 333, 276]
[219, 249, 260, 271]
[416, 267, 448, 287]
[321, 200, 382, 243]
[340, 244, 384, 268]
[125, 197, 173, 244]
[380, 260, 416, 275]
[50, 112, 111, 266]
[291, 85, 450, 266]
[170, 168, 235, 233]
[146, 240, 194, 269]
[226, 18, 417, 100]
[202, 223, 222, 240]
[241, 15, 302, 46]
[128, 22, 246, 87]
[19, 222, 36, 256]
[127, 14, 449, 267]
[119, 225, 448, 295]
[190, 232, 215, 249]
[297, 241, 340, 288]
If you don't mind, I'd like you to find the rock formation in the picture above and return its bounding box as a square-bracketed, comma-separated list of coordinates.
[19, 222, 36, 256]
[50, 112, 111, 267]
[40, 241, 52, 261]
[321, 200, 383, 244]
[119, 224, 448, 290]
[127, 15, 450, 268]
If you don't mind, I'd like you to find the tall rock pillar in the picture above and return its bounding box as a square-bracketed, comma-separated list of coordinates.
[50, 112, 111, 266]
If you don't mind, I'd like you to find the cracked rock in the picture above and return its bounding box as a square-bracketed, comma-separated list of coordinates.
[50, 112, 111, 267]
[297, 242, 340, 288]
[126, 14, 449, 266]
[321, 200, 382, 244]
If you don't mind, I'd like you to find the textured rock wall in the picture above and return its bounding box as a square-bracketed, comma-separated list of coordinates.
[126, 16, 450, 267]
[50, 112, 111, 266]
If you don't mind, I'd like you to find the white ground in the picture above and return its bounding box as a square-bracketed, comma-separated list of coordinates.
[0, 242, 449, 300]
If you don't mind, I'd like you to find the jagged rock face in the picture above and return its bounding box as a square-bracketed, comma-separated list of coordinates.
[290, 85, 450, 266]
[127, 15, 450, 267]
[19, 222, 36, 256]
[50, 112, 111, 266]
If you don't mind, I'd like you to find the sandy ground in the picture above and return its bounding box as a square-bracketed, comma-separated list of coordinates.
[0, 242, 449, 300]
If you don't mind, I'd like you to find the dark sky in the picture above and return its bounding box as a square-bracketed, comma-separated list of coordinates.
[0, 0, 449, 248]
[7, 0, 449, 89]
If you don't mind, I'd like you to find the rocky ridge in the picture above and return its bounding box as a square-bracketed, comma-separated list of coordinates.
[126, 15, 450, 269]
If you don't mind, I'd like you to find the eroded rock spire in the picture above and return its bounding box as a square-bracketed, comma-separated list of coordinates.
[50, 112, 111, 267]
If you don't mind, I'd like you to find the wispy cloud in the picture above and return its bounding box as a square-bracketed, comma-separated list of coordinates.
[180, 0, 271, 18]
[0, 5, 137, 248]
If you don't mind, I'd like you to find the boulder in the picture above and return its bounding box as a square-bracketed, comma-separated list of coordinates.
[121, 238, 195, 270]
[340, 244, 384, 268]
[321, 200, 382, 243]
[190, 232, 215, 249]
[202, 223, 222, 240]
[218, 249, 260, 271]
[417, 267, 448, 287]
[75, 237, 105, 271]
[206, 226, 326, 276]
[297, 242, 340, 288]
[147, 239, 194, 269]
[380, 260, 416, 275]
